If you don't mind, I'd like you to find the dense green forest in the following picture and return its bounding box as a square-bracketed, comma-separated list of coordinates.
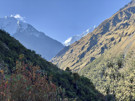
[0, 30, 104, 101]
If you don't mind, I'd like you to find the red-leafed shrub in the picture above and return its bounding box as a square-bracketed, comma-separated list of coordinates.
[0, 61, 62, 101]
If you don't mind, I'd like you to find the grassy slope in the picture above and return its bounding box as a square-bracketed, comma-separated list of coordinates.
[51, 1, 135, 72]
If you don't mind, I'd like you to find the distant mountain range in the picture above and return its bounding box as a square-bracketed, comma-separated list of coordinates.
[0, 15, 64, 60]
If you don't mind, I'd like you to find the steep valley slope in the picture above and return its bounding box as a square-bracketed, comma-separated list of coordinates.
[52, 1, 135, 72]
[52, 1, 135, 100]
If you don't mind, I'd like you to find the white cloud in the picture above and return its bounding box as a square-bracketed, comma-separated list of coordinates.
[10, 14, 25, 22]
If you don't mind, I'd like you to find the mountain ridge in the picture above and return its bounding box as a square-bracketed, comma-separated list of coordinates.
[51, 0, 135, 71]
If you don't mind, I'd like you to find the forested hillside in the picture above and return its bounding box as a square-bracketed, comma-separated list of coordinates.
[0, 30, 104, 101]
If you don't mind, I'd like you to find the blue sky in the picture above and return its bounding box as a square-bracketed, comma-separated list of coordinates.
[0, 0, 131, 43]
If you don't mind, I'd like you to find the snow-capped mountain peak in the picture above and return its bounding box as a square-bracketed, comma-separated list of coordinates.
[64, 26, 96, 46]
[0, 15, 27, 36]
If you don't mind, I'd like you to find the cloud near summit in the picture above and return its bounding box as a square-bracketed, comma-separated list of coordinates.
[10, 14, 25, 22]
